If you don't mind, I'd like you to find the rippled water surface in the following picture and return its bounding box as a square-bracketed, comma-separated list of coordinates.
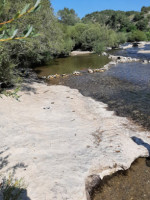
[37, 45, 150, 200]
[61, 61, 150, 130]
[112, 44, 150, 60]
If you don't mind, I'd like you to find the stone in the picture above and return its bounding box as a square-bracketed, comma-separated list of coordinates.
[93, 69, 101, 72]
[0, 82, 150, 200]
[73, 71, 81, 76]
[107, 47, 112, 50]
[142, 60, 148, 64]
[62, 74, 67, 77]
[133, 42, 139, 47]
[85, 175, 102, 200]
[102, 52, 107, 56]
[109, 61, 117, 65]
[88, 69, 94, 73]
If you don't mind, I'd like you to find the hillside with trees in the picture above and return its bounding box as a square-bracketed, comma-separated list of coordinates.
[0, 1, 150, 86]
[82, 8, 150, 41]
[57, 6, 150, 56]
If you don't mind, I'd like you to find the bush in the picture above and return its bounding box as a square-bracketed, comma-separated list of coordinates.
[117, 32, 127, 44]
[0, 45, 16, 84]
[128, 30, 147, 42]
[0, 174, 25, 200]
[146, 32, 150, 41]
[93, 41, 106, 54]
[80, 27, 101, 50]
[57, 8, 80, 26]
[0, 0, 64, 83]
[136, 19, 148, 31]
[69, 23, 89, 49]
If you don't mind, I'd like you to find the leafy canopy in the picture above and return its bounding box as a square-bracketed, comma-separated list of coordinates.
[57, 8, 80, 25]
[0, 0, 41, 41]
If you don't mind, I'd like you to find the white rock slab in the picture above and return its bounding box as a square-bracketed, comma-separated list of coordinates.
[0, 82, 150, 200]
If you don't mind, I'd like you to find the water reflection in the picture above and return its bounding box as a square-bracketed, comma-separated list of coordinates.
[34, 54, 110, 76]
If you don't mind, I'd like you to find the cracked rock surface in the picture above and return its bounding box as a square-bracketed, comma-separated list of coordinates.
[0, 82, 150, 200]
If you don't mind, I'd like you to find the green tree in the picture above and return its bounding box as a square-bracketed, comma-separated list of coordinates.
[57, 8, 80, 25]
[0, 0, 64, 84]
[69, 23, 88, 49]
[136, 19, 148, 31]
[80, 26, 101, 50]
[128, 30, 147, 42]
[141, 6, 150, 14]
[133, 13, 144, 22]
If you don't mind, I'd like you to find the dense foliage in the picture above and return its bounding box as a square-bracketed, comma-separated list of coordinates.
[57, 6, 150, 55]
[57, 8, 80, 25]
[0, 0, 65, 84]
[82, 9, 150, 32]
[0, 2, 150, 85]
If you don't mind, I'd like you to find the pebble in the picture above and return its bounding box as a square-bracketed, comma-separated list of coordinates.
[73, 71, 81, 76]
[43, 106, 50, 110]
[88, 69, 94, 74]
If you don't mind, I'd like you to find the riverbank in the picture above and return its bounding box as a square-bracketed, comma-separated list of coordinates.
[70, 50, 93, 56]
[1, 42, 150, 200]
[0, 81, 150, 200]
[93, 157, 150, 200]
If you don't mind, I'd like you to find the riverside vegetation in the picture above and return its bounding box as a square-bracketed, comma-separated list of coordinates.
[0, 1, 150, 86]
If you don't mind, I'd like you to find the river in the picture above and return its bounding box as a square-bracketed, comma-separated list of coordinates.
[35, 53, 110, 76]
[35, 44, 150, 200]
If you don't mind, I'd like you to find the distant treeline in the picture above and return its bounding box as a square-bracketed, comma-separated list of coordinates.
[57, 6, 150, 56]
[0, 0, 150, 84]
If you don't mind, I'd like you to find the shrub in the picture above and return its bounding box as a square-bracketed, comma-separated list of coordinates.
[57, 8, 80, 25]
[93, 41, 106, 54]
[128, 30, 147, 42]
[0, 174, 25, 200]
[146, 32, 150, 41]
[0, 0, 64, 84]
[80, 27, 101, 50]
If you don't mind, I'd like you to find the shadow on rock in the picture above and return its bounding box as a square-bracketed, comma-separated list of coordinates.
[132, 136, 150, 167]
[0, 148, 30, 199]
[0, 148, 10, 170]
[132, 136, 150, 155]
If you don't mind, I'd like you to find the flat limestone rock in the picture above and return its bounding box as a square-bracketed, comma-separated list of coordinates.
[0, 82, 150, 200]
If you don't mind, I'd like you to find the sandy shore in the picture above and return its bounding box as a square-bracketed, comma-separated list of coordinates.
[0, 82, 150, 200]
[70, 50, 93, 56]
[138, 50, 150, 54]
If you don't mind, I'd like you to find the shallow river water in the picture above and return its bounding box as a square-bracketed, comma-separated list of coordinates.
[36, 45, 150, 200]
[35, 53, 109, 76]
